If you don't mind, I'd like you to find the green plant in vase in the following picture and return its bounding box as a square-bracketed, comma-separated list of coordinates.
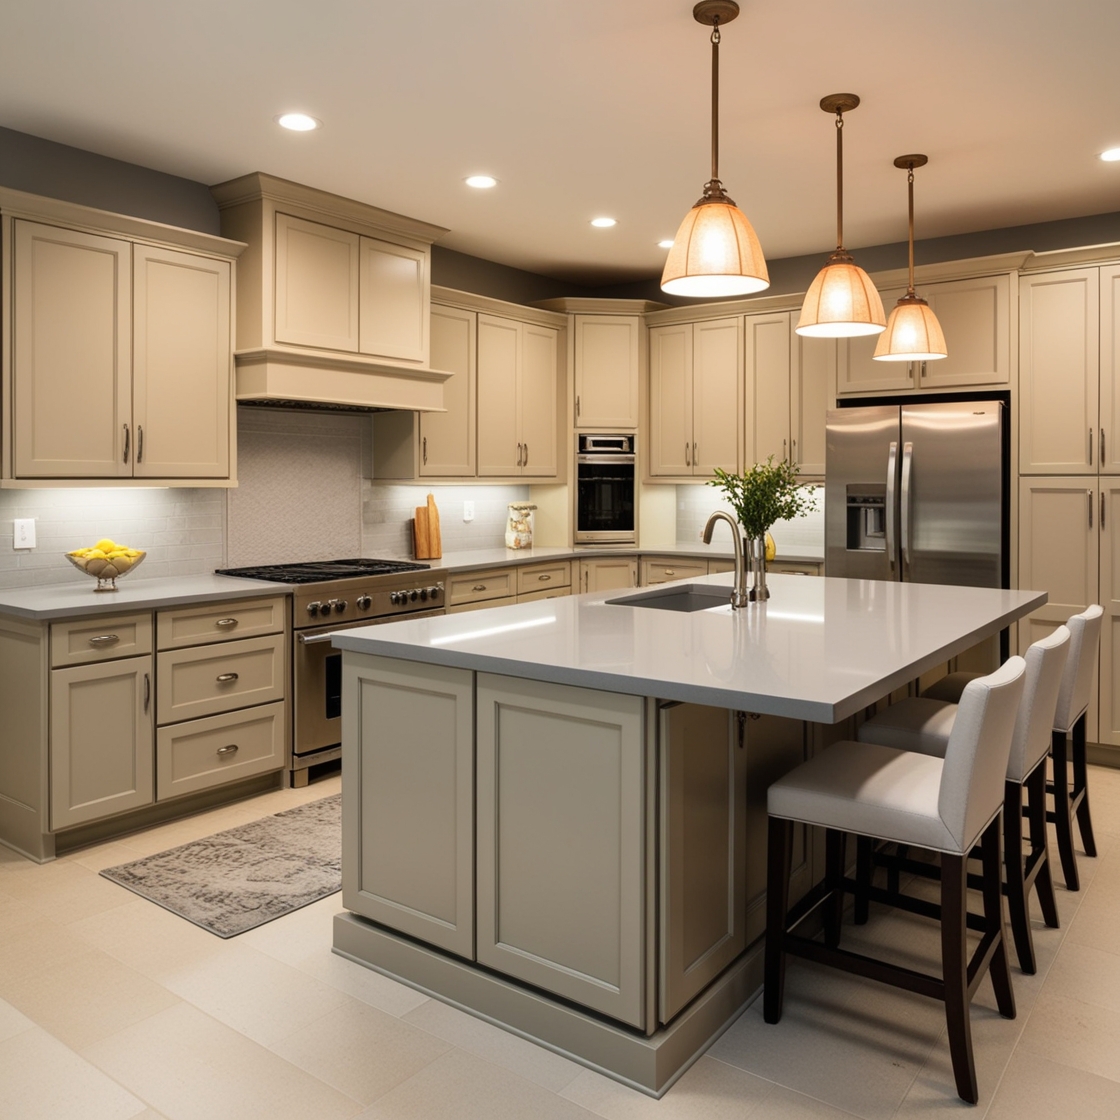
[709, 458, 817, 600]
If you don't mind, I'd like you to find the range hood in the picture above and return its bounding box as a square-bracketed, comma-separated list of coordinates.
[211, 172, 451, 413]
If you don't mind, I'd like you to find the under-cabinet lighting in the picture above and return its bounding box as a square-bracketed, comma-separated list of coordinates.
[429, 615, 556, 645]
[277, 113, 321, 132]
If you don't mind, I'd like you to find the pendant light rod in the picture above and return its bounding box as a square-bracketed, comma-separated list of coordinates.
[819, 94, 860, 253]
[711, 20, 720, 182]
[894, 153, 928, 295]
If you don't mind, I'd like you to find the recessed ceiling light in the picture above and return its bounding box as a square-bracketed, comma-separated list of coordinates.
[658, 239, 674, 249]
[465, 175, 498, 189]
[277, 113, 320, 132]
[1101, 147, 1120, 162]
[591, 217, 617, 228]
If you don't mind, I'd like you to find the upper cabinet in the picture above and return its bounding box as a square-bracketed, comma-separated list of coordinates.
[838, 273, 1012, 396]
[211, 173, 449, 411]
[573, 314, 640, 429]
[2, 191, 241, 488]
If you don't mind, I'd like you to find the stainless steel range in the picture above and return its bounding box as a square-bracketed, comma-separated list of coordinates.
[216, 558, 447, 783]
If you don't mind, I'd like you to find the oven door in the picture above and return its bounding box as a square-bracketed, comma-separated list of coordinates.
[293, 610, 443, 758]
[575, 454, 636, 543]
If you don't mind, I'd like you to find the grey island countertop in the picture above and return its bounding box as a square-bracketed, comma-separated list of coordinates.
[332, 573, 1046, 724]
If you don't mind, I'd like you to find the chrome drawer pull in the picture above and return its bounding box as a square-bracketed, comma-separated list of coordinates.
[88, 634, 120, 647]
[538, 574, 551, 581]
[217, 744, 239, 756]
[472, 584, 487, 591]
[215, 618, 238, 629]
[665, 569, 675, 577]
[216, 672, 239, 683]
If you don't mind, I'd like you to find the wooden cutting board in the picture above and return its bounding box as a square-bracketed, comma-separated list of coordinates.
[413, 494, 442, 559]
[426, 493, 442, 558]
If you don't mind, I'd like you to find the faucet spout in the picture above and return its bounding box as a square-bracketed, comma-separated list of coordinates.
[702, 511, 748, 608]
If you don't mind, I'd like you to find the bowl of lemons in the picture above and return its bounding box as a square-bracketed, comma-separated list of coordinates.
[67, 539, 146, 592]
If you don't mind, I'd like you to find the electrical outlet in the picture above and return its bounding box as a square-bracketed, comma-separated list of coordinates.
[463, 500, 475, 522]
[13, 518, 36, 550]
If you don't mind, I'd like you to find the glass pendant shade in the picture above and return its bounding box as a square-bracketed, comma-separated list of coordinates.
[661, 197, 770, 297]
[796, 251, 886, 337]
[873, 294, 947, 361]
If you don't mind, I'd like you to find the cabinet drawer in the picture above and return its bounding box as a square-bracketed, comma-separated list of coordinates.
[446, 595, 519, 614]
[516, 562, 571, 594]
[769, 562, 823, 576]
[446, 567, 516, 606]
[640, 558, 708, 586]
[157, 634, 285, 724]
[51, 613, 153, 668]
[157, 596, 286, 650]
[156, 701, 286, 800]
[517, 586, 571, 603]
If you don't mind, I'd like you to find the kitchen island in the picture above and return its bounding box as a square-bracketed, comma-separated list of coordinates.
[331, 573, 1045, 1095]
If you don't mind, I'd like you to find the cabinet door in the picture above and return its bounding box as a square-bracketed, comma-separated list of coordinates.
[476, 674, 646, 1027]
[1020, 269, 1099, 474]
[420, 305, 476, 476]
[132, 246, 231, 479]
[579, 557, 638, 593]
[274, 213, 359, 352]
[791, 334, 834, 477]
[50, 655, 153, 829]
[477, 314, 522, 475]
[575, 315, 640, 428]
[659, 703, 746, 1024]
[648, 324, 693, 476]
[358, 236, 428, 365]
[342, 656, 474, 959]
[520, 323, 558, 477]
[919, 273, 1011, 389]
[13, 221, 131, 478]
[1099, 265, 1120, 475]
[744, 312, 790, 467]
[693, 317, 742, 475]
[1098, 480, 1120, 748]
[836, 286, 909, 395]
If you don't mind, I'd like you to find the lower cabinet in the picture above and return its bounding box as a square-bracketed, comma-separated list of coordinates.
[640, 556, 708, 586]
[578, 556, 638, 593]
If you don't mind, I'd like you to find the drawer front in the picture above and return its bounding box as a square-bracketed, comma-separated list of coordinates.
[157, 596, 286, 650]
[51, 613, 153, 668]
[157, 634, 285, 724]
[446, 568, 516, 606]
[516, 586, 571, 603]
[769, 562, 823, 576]
[156, 701, 286, 800]
[446, 595, 519, 614]
[515, 562, 571, 595]
[640, 558, 708, 586]
[708, 559, 736, 575]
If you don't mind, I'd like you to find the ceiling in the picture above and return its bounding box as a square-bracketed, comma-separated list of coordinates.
[2, 0, 1118, 286]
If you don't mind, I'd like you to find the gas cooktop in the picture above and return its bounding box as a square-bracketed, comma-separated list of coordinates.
[216, 558, 431, 584]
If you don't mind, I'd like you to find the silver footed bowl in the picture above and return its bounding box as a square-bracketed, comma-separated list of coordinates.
[66, 550, 146, 592]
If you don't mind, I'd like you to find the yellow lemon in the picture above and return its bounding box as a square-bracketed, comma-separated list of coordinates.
[94, 538, 118, 553]
[86, 548, 107, 560]
[68, 548, 88, 557]
[765, 532, 776, 563]
[126, 548, 142, 557]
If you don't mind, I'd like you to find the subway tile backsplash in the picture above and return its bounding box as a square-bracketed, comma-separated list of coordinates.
[676, 482, 825, 556]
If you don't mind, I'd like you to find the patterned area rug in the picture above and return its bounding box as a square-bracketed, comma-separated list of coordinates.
[100, 794, 341, 938]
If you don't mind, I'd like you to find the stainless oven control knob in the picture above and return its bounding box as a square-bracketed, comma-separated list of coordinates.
[409, 589, 419, 602]
[334, 599, 348, 614]
[419, 587, 429, 601]
[356, 595, 372, 610]
[306, 601, 323, 616]
[427, 585, 442, 599]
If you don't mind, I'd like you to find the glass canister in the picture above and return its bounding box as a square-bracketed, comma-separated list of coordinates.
[505, 502, 537, 549]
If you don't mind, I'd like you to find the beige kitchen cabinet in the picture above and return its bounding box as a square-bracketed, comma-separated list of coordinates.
[574, 314, 640, 428]
[6, 208, 237, 486]
[578, 556, 638, 593]
[477, 313, 559, 477]
[769, 560, 824, 576]
[1100, 265, 1120, 475]
[515, 561, 571, 597]
[649, 318, 741, 478]
[420, 304, 476, 476]
[658, 702, 746, 1023]
[476, 674, 646, 1026]
[1096, 478, 1120, 757]
[445, 566, 517, 611]
[640, 556, 708, 586]
[835, 285, 910, 396]
[342, 656, 475, 958]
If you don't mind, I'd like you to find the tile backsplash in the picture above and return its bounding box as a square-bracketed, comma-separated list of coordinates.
[676, 482, 825, 556]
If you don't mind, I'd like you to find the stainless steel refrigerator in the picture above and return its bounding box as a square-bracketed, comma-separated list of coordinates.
[825, 400, 1007, 588]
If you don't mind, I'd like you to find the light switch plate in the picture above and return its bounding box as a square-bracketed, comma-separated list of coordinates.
[13, 518, 36, 549]
[463, 501, 475, 522]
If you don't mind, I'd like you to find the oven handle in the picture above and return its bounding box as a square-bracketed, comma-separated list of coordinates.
[297, 632, 338, 645]
[297, 608, 445, 644]
[575, 454, 636, 464]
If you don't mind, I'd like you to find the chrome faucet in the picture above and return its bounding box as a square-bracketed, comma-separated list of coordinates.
[702, 511, 748, 609]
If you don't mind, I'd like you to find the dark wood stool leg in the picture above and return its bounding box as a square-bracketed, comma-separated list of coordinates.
[1071, 712, 1098, 858]
[941, 851, 978, 1104]
[1026, 761, 1060, 929]
[855, 835, 872, 925]
[1051, 730, 1080, 891]
[764, 816, 793, 1024]
[1002, 780, 1035, 974]
[981, 815, 1016, 1020]
[825, 829, 845, 948]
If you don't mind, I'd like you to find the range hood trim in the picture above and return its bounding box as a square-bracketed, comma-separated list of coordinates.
[235, 348, 450, 412]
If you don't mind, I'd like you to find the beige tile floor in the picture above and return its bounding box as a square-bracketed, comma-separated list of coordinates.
[2, 766, 1119, 1119]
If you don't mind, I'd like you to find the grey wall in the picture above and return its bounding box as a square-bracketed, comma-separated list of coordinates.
[431, 245, 582, 303]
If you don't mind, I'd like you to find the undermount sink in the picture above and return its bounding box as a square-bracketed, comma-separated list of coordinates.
[606, 583, 734, 613]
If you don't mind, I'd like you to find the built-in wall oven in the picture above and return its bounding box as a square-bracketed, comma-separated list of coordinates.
[575, 433, 636, 544]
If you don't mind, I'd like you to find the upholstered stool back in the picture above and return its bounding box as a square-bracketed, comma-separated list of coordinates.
[1053, 605, 1104, 735]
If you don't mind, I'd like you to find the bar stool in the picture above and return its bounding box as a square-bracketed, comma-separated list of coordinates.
[765, 657, 1025, 1105]
[856, 626, 1070, 973]
[923, 606, 1103, 891]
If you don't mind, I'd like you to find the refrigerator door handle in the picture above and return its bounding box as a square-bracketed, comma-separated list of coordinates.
[900, 441, 914, 576]
[885, 440, 899, 571]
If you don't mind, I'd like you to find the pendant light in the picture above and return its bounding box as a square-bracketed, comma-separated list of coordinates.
[661, 1, 769, 298]
[796, 94, 885, 337]
[873, 156, 947, 362]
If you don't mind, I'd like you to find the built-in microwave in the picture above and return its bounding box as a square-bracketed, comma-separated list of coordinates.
[575, 433, 636, 544]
